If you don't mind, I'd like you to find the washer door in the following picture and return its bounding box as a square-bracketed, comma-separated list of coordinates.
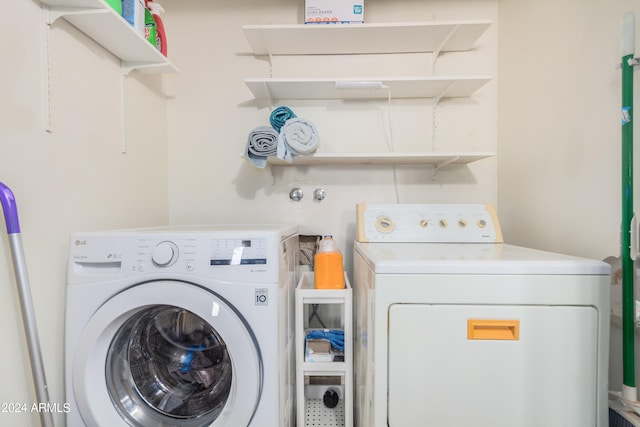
[72, 280, 262, 427]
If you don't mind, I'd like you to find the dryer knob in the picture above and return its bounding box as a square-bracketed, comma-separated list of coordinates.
[152, 241, 178, 267]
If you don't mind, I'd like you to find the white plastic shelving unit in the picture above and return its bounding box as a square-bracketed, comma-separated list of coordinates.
[295, 271, 353, 427]
[40, 0, 177, 74]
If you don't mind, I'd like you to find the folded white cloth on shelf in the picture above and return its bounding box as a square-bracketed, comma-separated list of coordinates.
[277, 118, 319, 163]
[246, 126, 279, 168]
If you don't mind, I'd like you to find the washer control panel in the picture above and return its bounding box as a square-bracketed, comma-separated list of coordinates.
[356, 203, 503, 243]
[210, 238, 267, 265]
[68, 229, 289, 285]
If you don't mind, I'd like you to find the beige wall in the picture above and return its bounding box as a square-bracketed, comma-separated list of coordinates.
[498, 0, 640, 261]
[1, 1, 169, 425]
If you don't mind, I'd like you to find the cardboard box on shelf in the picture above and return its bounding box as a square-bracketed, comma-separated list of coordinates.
[305, 0, 364, 24]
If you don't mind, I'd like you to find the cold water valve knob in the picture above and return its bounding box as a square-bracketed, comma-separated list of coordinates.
[152, 241, 179, 267]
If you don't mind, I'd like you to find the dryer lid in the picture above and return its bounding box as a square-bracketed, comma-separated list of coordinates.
[354, 242, 610, 275]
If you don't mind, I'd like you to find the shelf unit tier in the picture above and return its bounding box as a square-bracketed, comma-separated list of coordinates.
[244, 76, 491, 100]
[301, 361, 348, 375]
[304, 396, 345, 427]
[265, 152, 495, 167]
[242, 21, 491, 56]
[41, 0, 177, 74]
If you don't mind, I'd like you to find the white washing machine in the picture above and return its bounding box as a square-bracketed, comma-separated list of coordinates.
[353, 203, 611, 427]
[65, 225, 298, 427]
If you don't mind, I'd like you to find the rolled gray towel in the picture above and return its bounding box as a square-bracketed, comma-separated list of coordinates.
[246, 126, 279, 168]
[277, 118, 319, 163]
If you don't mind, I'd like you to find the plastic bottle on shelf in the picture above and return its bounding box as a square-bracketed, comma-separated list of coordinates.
[314, 236, 345, 289]
[144, 7, 156, 46]
[147, 0, 168, 56]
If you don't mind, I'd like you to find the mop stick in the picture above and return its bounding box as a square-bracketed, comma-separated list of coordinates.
[621, 10, 636, 402]
[0, 183, 54, 427]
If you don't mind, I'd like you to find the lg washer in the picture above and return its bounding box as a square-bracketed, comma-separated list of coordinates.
[65, 225, 298, 427]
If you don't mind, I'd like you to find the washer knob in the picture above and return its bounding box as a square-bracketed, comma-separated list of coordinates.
[152, 241, 178, 267]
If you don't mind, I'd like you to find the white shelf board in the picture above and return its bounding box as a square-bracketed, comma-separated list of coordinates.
[245, 76, 491, 100]
[242, 21, 491, 55]
[302, 361, 348, 374]
[41, 0, 177, 74]
[265, 152, 495, 167]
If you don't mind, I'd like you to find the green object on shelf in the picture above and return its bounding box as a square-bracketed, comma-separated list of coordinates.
[144, 8, 156, 46]
[105, 0, 122, 15]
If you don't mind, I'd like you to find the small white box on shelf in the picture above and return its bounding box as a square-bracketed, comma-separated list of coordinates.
[305, 0, 364, 24]
[305, 338, 333, 362]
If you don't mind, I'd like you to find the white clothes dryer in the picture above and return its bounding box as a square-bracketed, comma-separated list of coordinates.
[65, 225, 298, 427]
[353, 203, 611, 427]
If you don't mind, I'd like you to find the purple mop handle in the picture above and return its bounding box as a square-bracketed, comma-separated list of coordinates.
[0, 182, 53, 427]
[0, 182, 20, 234]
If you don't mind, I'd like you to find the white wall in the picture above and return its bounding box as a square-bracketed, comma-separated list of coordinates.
[0, 1, 169, 425]
[164, 0, 499, 273]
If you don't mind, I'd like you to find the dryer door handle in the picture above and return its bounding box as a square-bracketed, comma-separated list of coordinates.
[467, 319, 520, 341]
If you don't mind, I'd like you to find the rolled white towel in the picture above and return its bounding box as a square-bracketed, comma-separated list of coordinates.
[246, 126, 279, 168]
[277, 118, 319, 163]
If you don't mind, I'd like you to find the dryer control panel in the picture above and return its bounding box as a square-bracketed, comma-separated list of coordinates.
[355, 203, 503, 243]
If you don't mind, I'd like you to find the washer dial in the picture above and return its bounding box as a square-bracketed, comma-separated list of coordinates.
[152, 241, 179, 267]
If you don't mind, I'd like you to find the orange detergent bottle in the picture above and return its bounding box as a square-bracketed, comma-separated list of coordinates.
[314, 236, 345, 289]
